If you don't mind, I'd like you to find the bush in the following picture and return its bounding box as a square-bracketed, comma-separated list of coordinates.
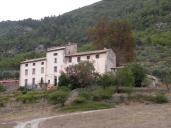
[0, 97, 9, 107]
[59, 62, 97, 89]
[92, 86, 114, 101]
[97, 73, 116, 88]
[0, 84, 6, 92]
[152, 93, 168, 104]
[74, 96, 87, 104]
[128, 64, 146, 87]
[18, 87, 28, 94]
[16, 91, 47, 104]
[115, 68, 134, 92]
[48, 89, 69, 107]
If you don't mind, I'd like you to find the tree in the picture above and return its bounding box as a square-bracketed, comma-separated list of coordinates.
[128, 64, 146, 87]
[88, 19, 135, 65]
[59, 61, 97, 89]
[97, 72, 116, 89]
[115, 68, 134, 92]
[160, 70, 171, 90]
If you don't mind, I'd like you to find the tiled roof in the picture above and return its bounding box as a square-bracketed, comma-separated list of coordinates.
[47, 46, 65, 52]
[65, 49, 110, 57]
[21, 57, 46, 64]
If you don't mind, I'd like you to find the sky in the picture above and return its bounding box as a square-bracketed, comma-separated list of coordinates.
[0, 0, 101, 21]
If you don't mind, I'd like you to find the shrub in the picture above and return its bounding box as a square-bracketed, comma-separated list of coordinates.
[74, 96, 87, 104]
[48, 89, 69, 107]
[97, 73, 116, 88]
[0, 97, 9, 107]
[115, 68, 134, 92]
[128, 64, 146, 87]
[59, 62, 97, 89]
[16, 91, 47, 104]
[0, 84, 6, 92]
[92, 86, 114, 101]
[18, 87, 28, 94]
[152, 93, 168, 104]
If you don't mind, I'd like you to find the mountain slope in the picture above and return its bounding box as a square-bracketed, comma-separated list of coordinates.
[0, 0, 170, 55]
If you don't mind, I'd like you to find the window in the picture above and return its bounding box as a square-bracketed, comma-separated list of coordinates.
[25, 69, 28, 76]
[41, 67, 44, 74]
[25, 79, 28, 86]
[41, 62, 44, 65]
[77, 57, 81, 62]
[54, 76, 57, 86]
[54, 58, 57, 63]
[53, 53, 58, 56]
[54, 66, 57, 72]
[25, 64, 28, 67]
[48, 80, 50, 84]
[33, 63, 36, 66]
[32, 78, 35, 85]
[32, 68, 36, 75]
[96, 54, 100, 59]
[87, 56, 90, 60]
[69, 57, 72, 63]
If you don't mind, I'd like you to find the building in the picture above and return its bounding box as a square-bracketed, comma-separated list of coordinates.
[19, 43, 116, 87]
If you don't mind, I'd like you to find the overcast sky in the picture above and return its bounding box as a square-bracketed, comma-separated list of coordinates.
[0, 0, 101, 21]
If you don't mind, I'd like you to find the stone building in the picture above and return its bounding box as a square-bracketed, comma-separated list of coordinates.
[19, 43, 116, 87]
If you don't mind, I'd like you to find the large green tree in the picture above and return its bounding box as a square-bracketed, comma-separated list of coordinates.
[88, 19, 135, 65]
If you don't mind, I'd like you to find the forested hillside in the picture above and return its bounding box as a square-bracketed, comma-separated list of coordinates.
[0, 0, 170, 78]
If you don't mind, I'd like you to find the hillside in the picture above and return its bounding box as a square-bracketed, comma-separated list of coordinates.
[0, 0, 170, 78]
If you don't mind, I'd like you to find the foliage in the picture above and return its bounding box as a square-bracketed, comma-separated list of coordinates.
[0, 97, 9, 107]
[58, 72, 70, 88]
[61, 101, 113, 112]
[0, 84, 6, 92]
[92, 86, 114, 101]
[88, 19, 135, 65]
[48, 88, 69, 107]
[73, 96, 87, 104]
[128, 63, 146, 87]
[151, 93, 168, 104]
[0, 0, 170, 71]
[16, 91, 47, 104]
[115, 68, 134, 88]
[97, 72, 116, 88]
[59, 62, 97, 89]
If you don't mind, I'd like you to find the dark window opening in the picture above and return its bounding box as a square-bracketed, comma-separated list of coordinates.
[41, 62, 44, 65]
[54, 66, 57, 72]
[25, 64, 28, 67]
[54, 53, 58, 56]
[96, 54, 99, 59]
[54, 76, 57, 86]
[87, 56, 90, 60]
[69, 57, 72, 63]
[33, 63, 36, 66]
[77, 57, 81, 62]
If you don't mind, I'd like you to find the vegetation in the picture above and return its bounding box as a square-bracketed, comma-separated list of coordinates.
[61, 102, 113, 112]
[151, 93, 169, 104]
[115, 68, 134, 92]
[0, 0, 170, 74]
[58, 62, 97, 89]
[0, 84, 6, 92]
[48, 87, 69, 106]
[128, 64, 146, 87]
[88, 19, 135, 65]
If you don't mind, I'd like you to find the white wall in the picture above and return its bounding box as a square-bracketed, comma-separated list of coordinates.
[19, 60, 46, 87]
[46, 49, 65, 85]
[65, 53, 107, 74]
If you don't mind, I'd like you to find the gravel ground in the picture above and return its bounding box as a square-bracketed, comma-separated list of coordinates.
[40, 103, 171, 128]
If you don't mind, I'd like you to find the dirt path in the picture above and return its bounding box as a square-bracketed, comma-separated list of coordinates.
[40, 103, 171, 128]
